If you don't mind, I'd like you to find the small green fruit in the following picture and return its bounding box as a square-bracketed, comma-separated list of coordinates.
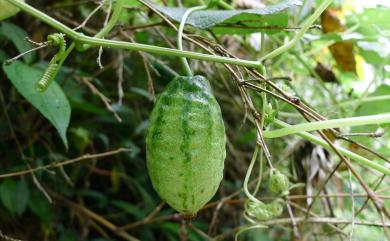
[146, 75, 226, 216]
[268, 169, 289, 194]
[247, 201, 273, 221]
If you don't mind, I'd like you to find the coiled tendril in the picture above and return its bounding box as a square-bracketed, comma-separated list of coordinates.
[35, 33, 66, 92]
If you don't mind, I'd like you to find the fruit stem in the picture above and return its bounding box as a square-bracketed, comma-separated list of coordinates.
[177, 5, 207, 76]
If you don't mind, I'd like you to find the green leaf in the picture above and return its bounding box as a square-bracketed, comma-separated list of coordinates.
[111, 200, 146, 219]
[0, 178, 29, 216]
[354, 85, 390, 117]
[353, 7, 390, 37]
[0, 49, 7, 62]
[152, 0, 301, 35]
[28, 190, 52, 224]
[357, 41, 390, 65]
[3, 61, 71, 148]
[0, 22, 35, 63]
[351, 85, 390, 143]
[59, 230, 78, 241]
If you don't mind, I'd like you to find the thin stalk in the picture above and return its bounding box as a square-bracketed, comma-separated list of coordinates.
[243, 146, 261, 203]
[80, 0, 124, 51]
[259, 0, 333, 62]
[264, 113, 390, 138]
[52, 42, 76, 82]
[96, 0, 123, 39]
[178, 5, 207, 76]
[253, 64, 267, 195]
[218, 0, 234, 10]
[340, 95, 390, 106]
[273, 119, 390, 176]
[352, 53, 390, 113]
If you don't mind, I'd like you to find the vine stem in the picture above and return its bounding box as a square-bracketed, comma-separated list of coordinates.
[218, 1, 234, 10]
[5, 0, 259, 67]
[259, 0, 333, 62]
[263, 113, 390, 138]
[243, 146, 261, 203]
[272, 119, 390, 176]
[5, 0, 330, 67]
[178, 5, 207, 76]
[79, 0, 124, 51]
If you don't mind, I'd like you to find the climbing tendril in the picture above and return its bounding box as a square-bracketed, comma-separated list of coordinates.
[35, 33, 66, 92]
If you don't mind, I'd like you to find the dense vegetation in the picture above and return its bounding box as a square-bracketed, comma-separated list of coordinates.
[0, 0, 389, 240]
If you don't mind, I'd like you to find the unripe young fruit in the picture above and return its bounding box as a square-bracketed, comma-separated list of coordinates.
[146, 75, 226, 216]
[247, 201, 273, 221]
[267, 199, 284, 217]
[268, 169, 289, 194]
[246, 199, 284, 221]
[0, 0, 23, 21]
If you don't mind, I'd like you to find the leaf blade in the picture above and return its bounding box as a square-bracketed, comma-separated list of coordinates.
[0, 22, 35, 63]
[151, 0, 301, 34]
[3, 61, 71, 148]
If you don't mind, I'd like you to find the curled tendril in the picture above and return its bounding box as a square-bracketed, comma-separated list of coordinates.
[268, 169, 289, 195]
[35, 62, 59, 92]
[240, 148, 286, 239]
[244, 199, 285, 222]
[35, 33, 66, 92]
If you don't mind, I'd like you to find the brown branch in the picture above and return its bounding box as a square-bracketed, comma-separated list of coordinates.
[51, 192, 139, 241]
[0, 148, 131, 179]
[118, 202, 165, 231]
[81, 77, 123, 122]
[286, 200, 300, 240]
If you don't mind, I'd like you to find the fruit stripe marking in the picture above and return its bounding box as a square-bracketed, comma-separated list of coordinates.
[146, 75, 226, 215]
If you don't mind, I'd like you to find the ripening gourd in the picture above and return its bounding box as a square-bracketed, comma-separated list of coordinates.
[146, 75, 226, 216]
[0, 0, 24, 21]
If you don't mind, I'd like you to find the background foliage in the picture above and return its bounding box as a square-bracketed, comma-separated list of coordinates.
[0, 0, 390, 240]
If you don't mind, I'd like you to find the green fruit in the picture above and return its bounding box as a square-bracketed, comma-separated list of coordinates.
[246, 199, 284, 221]
[0, 0, 23, 21]
[268, 169, 289, 194]
[146, 75, 226, 216]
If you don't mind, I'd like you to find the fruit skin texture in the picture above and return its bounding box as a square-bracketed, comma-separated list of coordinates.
[146, 75, 226, 215]
[0, 0, 23, 21]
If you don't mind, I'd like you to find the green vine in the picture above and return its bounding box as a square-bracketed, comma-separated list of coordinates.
[177, 5, 207, 76]
[264, 113, 390, 138]
[259, 0, 333, 62]
[4, 0, 331, 67]
[273, 119, 390, 176]
[78, 0, 124, 51]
